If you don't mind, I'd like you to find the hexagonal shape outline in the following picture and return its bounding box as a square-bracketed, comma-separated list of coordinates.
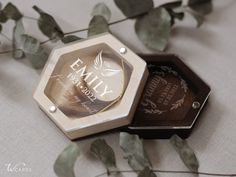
[33, 33, 148, 139]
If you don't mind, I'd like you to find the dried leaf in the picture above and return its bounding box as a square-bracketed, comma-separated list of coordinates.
[12, 19, 25, 59]
[135, 7, 171, 51]
[138, 167, 157, 177]
[21, 34, 48, 69]
[114, 0, 154, 18]
[61, 35, 81, 44]
[188, 0, 212, 15]
[91, 3, 111, 21]
[170, 135, 199, 172]
[33, 5, 64, 41]
[53, 143, 80, 177]
[88, 16, 109, 37]
[2, 3, 22, 21]
[90, 139, 117, 173]
[119, 132, 151, 171]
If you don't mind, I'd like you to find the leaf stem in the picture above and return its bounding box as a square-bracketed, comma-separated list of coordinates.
[94, 169, 236, 177]
[0, 49, 14, 55]
[23, 15, 38, 21]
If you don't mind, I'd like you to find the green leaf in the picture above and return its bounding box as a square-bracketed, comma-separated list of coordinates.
[91, 3, 111, 21]
[25, 46, 48, 69]
[135, 7, 171, 51]
[33, 5, 64, 41]
[114, 0, 154, 18]
[54, 143, 80, 177]
[188, 0, 212, 15]
[0, 2, 7, 23]
[0, 11, 7, 23]
[138, 167, 157, 177]
[88, 16, 109, 37]
[0, 24, 2, 32]
[2, 3, 22, 21]
[21, 34, 48, 69]
[90, 139, 117, 173]
[119, 132, 151, 171]
[12, 19, 25, 59]
[170, 135, 199, 172]
[21, 34, 40, 53]
[61, 35, 81, 44]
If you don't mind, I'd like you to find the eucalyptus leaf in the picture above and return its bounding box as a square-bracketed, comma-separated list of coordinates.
[20, 34, 48, 69]
[21, 34, 40, 53]
[88, 16, 109, 37]
[0, 11, 7, 23]
[119, 132, 151, 171]
[53, 143, 80, 177]
[188, 0, 212, 15]
[90, 139, 117, 173]
[12, 19, 25, 59]
[33, 5, 64, 41]
[114, 0, 154, 18]
[135, 7, 171, 51]
[2, 3, 22, 21]
[170, 135, 199, 172]
[61, 35, 81, 44]
[91, 3, 111, 21]
[25, 46, 48, 69]
[138, 167, 157, 177]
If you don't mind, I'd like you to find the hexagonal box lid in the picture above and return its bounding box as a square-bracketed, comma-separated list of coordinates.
[33, 33, 148, 139]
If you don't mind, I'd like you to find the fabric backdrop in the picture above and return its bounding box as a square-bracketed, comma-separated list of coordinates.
[0, 0, 235, 176]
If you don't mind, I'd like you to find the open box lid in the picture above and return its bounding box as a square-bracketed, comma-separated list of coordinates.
[125, 54, 211, 139]
[33, 33, 148, 140]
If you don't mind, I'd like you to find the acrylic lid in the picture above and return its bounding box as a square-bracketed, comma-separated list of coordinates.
[33, 33, 148, 139]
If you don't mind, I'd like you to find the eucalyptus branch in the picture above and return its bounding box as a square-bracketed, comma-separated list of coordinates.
[95, 169, 236, 177]
[0, 14, 137, 53]
[64, 16, 130, 35]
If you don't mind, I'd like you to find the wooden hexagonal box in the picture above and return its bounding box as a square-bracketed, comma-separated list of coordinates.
[34, 33, 148, 139]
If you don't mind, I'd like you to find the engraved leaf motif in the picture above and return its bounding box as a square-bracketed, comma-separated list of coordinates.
[102, 68, 121, 77]
[93, 50, 121, 77]
[94, 50, 103, 70]
[171, 96, 185, 110]
[180, 79, 188, 93]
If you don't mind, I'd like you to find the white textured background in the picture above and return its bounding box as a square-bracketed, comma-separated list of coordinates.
[0, 0, 236, 177]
